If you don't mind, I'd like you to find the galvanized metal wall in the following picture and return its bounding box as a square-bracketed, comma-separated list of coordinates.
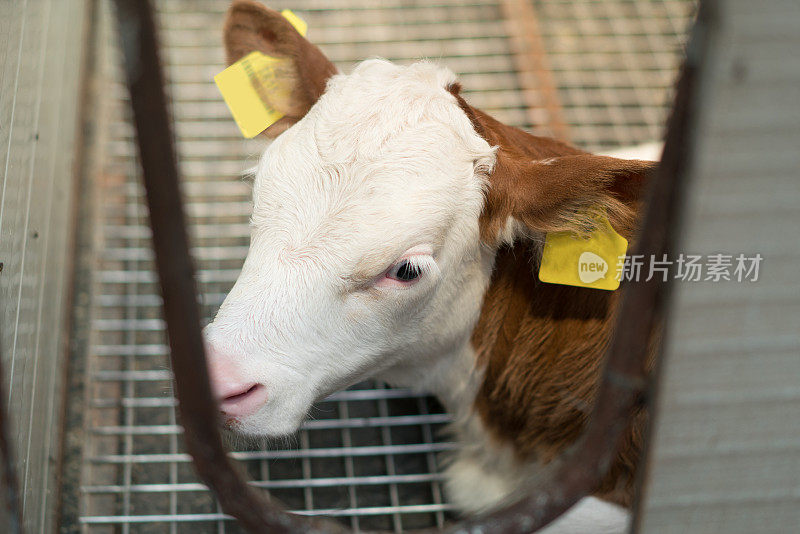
[638, 1, 800, 532]
[0, 0, 90, 531]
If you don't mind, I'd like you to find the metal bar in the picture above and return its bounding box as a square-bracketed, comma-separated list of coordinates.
[376, 390, 403, 533]
[79, 503, 456, 525]
[109, 1, 347, 532]
[89, 414, 452, 435]
[337, 401, 361, 532]
[89, 442, 458, 464]
[83, 473, 448, 494]
[0, 328, 24, 534]
[630, 0, 714, 530]
[498, 0, 571, 140]
[416, 397, 446, 530]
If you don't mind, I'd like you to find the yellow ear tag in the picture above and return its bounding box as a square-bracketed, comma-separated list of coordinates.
[538, 210, 628, 291]
[279, 9, 308, 37]
[214, 10, 307, 138]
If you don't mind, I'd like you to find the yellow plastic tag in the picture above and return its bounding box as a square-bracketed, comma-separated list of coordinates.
[213, 10, 307, 138]
[538, 211, 628, 291]
[280, 9, 308, 37]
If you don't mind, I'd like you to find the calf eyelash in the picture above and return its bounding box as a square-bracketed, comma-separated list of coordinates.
[399, 254, 439, 278]
[384, 253, 440, 285]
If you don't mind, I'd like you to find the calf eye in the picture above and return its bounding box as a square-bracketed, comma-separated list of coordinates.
[376, 247, 438, 289]
[390, 260, 421, 282]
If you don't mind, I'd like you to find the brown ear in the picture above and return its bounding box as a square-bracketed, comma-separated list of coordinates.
[482, 153, 656, 242]
[447, 86, 655, 244]
[223, 0, 338, 137]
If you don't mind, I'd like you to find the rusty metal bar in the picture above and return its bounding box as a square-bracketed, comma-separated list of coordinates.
[630, 1, 713, 530]
[110, 0, 702, 532]
[499, 0, 571, 141]
[110, 1, 347, 532]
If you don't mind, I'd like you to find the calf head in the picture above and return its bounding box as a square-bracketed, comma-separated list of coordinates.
[203, 0, 654, 438]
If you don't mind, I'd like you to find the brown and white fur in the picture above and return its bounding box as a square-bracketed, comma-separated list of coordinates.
[202, 2, 658, 532]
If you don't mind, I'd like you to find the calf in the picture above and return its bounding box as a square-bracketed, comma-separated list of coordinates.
[203, 1, 657, 531]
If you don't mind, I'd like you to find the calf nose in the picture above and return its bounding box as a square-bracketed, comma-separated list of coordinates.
[205, 344, 268, 419]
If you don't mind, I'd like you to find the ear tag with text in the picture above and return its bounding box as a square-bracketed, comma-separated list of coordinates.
[214, 10, 307, 138]
[538, 210, 628, 291]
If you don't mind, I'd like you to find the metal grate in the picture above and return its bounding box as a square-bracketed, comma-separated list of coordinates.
[74, 0, 693, 532]
[534, 0, 695, 151]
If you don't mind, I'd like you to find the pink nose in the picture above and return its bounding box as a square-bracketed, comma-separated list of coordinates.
[205, 345, 268, 419]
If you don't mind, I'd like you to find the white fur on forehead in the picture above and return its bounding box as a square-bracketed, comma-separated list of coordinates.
[308, 58, 488, 164]
[248, 58, 495, 259]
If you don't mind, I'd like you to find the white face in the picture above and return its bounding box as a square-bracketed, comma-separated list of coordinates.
[203, 60, 496, 437]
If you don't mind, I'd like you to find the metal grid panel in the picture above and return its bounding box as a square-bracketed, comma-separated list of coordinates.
[76, 0, 692, 532]
[534, 0, 695, 151]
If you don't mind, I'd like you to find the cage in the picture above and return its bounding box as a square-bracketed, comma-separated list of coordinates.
[70, 1, 694, 531]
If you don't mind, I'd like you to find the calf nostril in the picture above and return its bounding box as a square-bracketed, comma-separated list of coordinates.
[223, 383, 260, 403]
[217, 383, 268, 418]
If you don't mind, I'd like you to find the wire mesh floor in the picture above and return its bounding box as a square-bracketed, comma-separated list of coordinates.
[74, 0, 694, 532]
